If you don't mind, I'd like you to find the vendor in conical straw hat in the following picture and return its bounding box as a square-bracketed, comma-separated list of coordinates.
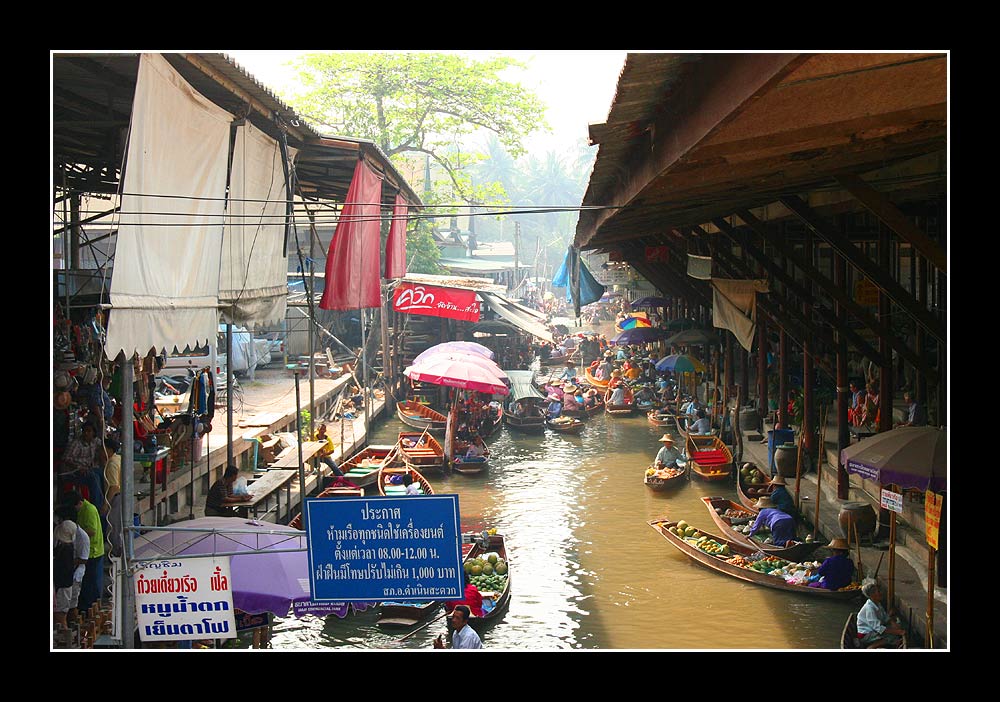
[766, 474, 796, 514]
[609, 368, 624, 388]
[562, 384, 581, 411]
[806, 537, 856, 591]
[747, 495, 797, 546]
[654, 434, 681, 468]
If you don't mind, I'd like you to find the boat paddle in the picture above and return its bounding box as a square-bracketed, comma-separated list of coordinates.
[394, 611, 450, 643]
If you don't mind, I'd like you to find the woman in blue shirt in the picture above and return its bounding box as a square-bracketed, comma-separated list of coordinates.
[809, 537, 855, 590]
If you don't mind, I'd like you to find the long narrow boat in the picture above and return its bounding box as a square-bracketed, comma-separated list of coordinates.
[546, 416, 585, 434]
[647, 409, 677, 428]
[584, 366, 610, 390]
[685, 433, 734, 482]
[700, 496, 822, 562]
[396, 400, 447, 434]
[378, 600, 441, 629]
[644, 463, 687, 490]
[840, 611, 908, 649]
[397, 431, 446, 473]
[451, 437, 491, 475]
[604, 386, 636, 416]
[377, 463, 434, 496]
[288, 486, 365, 530]
[336, 445, 396, 487]
[539, 350, 578, 366]
[447, 532, 512, 633]
[648, 517, 862, 600]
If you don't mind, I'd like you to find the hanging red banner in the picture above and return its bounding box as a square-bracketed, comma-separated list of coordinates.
[393, 283, 480, 322]
[645, 246, 670, 263]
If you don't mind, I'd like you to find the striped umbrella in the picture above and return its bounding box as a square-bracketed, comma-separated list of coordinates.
[655, 354, 707, 373]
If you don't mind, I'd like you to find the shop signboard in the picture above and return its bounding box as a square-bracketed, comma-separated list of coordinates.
[925, 490, 943, 550]
[854, 278, 879, 307]
[880, 487, 903, 514]
[393, 283, 480, 322]
[134, 557, 236, 642]
[305, 495, 464, 602]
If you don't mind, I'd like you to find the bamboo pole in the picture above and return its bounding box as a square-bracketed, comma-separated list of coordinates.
[889, 488, 897, 606]
[813, 450, 822, 541]
[926, 547, 936, 649]
[793, 428, 805, 510]
[853, 520, 864, 581]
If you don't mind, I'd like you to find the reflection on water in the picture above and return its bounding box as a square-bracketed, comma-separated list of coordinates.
[270, 408, 856, 650]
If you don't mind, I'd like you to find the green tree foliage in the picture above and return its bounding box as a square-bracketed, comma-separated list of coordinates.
[405, 218, 443, 275]
[289, 52, 547, 207]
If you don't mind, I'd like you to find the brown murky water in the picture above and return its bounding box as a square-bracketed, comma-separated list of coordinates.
[270, 379, 856, 650]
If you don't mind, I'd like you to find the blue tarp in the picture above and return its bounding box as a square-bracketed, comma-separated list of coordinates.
[552, 247, 606, 315]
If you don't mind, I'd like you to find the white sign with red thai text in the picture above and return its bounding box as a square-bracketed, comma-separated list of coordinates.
[134, 557, 237, 641]
[880, 487, 903, 514]
[393, 283, 480, 322]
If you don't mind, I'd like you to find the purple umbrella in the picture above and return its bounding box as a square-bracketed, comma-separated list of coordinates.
[840, 426, 946, 492]
[413, 341, 495, 363]
[133, 517, 373, 618]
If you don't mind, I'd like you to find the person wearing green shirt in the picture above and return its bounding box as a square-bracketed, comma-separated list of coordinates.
[62, 491, 104, 613]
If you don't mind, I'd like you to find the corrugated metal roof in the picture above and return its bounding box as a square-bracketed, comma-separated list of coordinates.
[400, 273, 505, 294]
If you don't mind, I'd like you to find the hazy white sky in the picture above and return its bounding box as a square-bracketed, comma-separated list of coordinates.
[226, 50, 627, 154]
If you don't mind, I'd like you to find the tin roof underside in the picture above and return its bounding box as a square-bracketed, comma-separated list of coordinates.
[52, 52, 420, 208]
[576, 52, 947, 249]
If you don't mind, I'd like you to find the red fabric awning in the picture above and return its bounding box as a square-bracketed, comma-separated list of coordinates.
[319, 160, 383, 310]
[384, 193, 408, 279]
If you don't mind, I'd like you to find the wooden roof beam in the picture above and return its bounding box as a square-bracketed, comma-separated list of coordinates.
[778, 194, 945, 342]
[834, 172, 946, 272]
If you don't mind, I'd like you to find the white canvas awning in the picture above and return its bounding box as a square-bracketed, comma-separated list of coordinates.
[479, 292, 553, 343]
[105, 53, 232, 358]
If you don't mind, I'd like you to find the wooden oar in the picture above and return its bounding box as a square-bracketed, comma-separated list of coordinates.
[394, 611, 449, 643]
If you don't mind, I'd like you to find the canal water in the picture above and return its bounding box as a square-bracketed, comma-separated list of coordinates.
[269, 369, 857, 649]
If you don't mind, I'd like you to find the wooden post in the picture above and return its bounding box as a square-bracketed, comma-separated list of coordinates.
[926, 547, 936, 649]
[793, 428, 805, 510]
[778, 328, 788, 428]
[813, 448, 822, 541]
[756, 317, 768, 434]
[853, 520, 864, 581]
[888, 489, 897, 605]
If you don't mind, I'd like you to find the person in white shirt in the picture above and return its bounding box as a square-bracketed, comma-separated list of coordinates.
[856, 579, 905, 647]
[690, 409, 713, 435]
[610, 384, 627, 406]
[434, 605, 484, 649]
[402, 473, 421, 495]
[654, 434, 681, 468]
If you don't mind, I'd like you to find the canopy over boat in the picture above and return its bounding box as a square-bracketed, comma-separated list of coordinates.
[505, 370, 547, 402]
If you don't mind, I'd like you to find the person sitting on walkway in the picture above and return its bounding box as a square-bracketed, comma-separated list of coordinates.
[313, 424, 344, 476]
[205, 465, 252, 517]
[856, 579, 905, 647]
[848, 381, 866, 426]
[653, 434, 681, 468]
[860, 383, 880, 428]
[808, 537, 855, 590]
[895, 392, 927, 427]
[747, 497, 798, 547]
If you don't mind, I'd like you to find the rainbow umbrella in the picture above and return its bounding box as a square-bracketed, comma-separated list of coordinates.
[655, 354, 706, 373]
[620, 317, 653, 330]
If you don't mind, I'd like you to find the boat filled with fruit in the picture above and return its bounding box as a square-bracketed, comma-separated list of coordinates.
[450, 531, 511, 631]
[644, 463, 687, 490]
[648, 517, 862, 599]
[701, 496, 822, 562]
[737, 462, 776, 510]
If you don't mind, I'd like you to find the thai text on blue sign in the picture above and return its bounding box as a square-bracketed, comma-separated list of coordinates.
[305, 495, 464, 602]
[134, 557, 236, 641]
[846, 459, 879, 482]
[880, 488, 903, 514]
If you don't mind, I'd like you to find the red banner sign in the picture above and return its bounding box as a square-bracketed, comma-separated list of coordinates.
[925, 490, 943, 550]
[393, 283, 480, 322]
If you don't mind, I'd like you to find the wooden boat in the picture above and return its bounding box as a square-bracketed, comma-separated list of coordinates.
[647, 409, 677, 428]
[447, 532, 512, 633]
[648, 517, 862, 600]
[539, 350, 578, 366]
[502, 407, 546, 433]
[545, 416, 585, 434]
[644, 463, 687, 490]
[339, 445, 397, 488]
[481, 402, 504, 438]
[397, 431, 446, 473]
[604, 386, 635, 416]
[396, 400, 447, 434]
[840, 611, 908, 649]
[684, 433, 734, 482]
[377, 463, 434, 496]
[378, 600, 441, 628]
[584, 366, 610, 390]
[451, 437, 490, 475]
[700, 496, 822, 562]
[737, 464, 775, 511]
[288, 485, 365, 530]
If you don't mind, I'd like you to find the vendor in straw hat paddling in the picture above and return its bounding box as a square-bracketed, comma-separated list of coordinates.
[654, 434, 682, 469]
[562, 384, 582, 413]
[807, 537, 856, 591]
[747, 496, 799, 547]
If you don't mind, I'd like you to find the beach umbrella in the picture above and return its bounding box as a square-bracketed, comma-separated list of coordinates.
[655, 354, 707, 373]
[630, 296, 671, 309]
[620, 317, 653, 330]
[665, 318, 699, 331]
[409, 351, 507, 380]
[404, 355, 510, 395]
[413, 341, 495, 363]
[133, 517, 373, 618]
[665, 328, 720, 347]
[610, 326, 670, 346]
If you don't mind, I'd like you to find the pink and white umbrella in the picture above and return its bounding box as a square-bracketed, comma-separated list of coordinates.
[410, 351, 507, 378]
[413, 341, 495, 364]
[404, 355, 509, 395]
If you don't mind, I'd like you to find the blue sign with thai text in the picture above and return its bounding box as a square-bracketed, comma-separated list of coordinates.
[305, 495, 464, 602]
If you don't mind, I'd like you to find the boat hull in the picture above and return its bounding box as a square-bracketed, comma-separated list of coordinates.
[701, 496, 822, 562]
